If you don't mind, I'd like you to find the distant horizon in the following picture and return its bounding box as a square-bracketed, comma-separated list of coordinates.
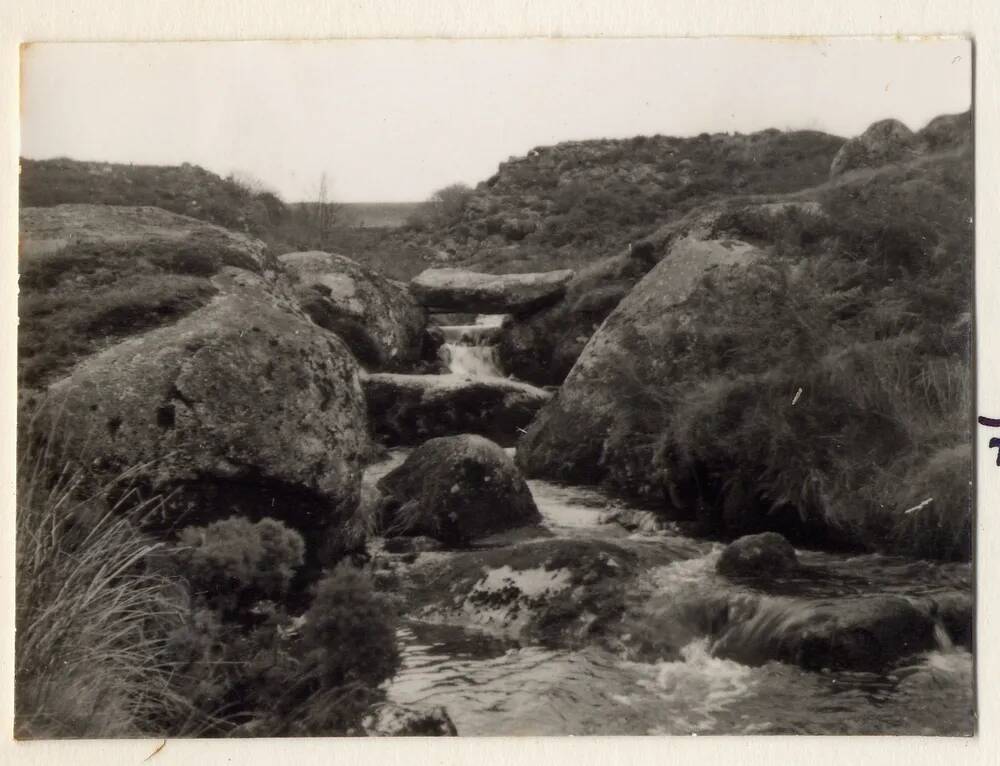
[20, 39, 971, 203]
[18, 103, 969, 206]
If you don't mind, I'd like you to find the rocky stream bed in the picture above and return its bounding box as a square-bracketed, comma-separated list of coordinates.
[362, 318, 974, 736]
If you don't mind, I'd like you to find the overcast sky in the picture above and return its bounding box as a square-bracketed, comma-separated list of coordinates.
[20, 38, 971, 203]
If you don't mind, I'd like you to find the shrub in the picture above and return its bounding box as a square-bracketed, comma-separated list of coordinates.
[175, 517, 306, 620]
[408, 183, 473, 229]
[258, 565, 401, 735]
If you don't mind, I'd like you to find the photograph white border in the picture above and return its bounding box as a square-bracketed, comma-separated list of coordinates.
[0, 2, 997, 764]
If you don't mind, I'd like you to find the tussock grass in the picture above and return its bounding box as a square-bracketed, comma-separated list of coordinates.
[14, 420, 201, 737]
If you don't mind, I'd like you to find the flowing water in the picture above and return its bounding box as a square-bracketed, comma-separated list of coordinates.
[439, 314, 506, 378]
[375, 316, 975, 736]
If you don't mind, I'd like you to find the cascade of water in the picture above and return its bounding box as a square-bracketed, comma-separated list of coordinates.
[438, 314, 506, 378]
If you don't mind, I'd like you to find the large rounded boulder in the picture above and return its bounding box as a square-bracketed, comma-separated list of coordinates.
[279, 250, 430, 371]
[35, 290, 371, 560]
[376, 434, 541, 545]
[516, 237, 762, 485]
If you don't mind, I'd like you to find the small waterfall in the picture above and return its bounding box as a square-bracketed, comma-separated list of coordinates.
[933, 622, 955, 652]
[439, 314, 506, 378]
[444, 344, 503, 377]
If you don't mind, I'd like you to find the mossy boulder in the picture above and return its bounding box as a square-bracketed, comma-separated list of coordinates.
[376, 434, 541, 545]
[279, 250, 429, 370]
[516, 237, 763, 484]
[35, 290, 371, 561]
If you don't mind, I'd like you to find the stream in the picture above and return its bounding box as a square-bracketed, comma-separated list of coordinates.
[367, 316, 974, 736]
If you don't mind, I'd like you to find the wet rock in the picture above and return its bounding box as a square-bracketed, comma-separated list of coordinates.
[517, 237, 762, 484]
[377, 434, 541, 546]
[411, 267, 574, 314]
[279, 250, 428, 371]
[717, 533, 799, 578]
[362, 372, 551, 447]
[715, 595, 938, 672]
[362, 703, 457, 736]
[829, 118, 921, 178]
[38, 291, 371, 561]
[401, 538, 638, 647]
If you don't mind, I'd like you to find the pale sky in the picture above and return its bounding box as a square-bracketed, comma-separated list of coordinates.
[20, 38, 971, 203]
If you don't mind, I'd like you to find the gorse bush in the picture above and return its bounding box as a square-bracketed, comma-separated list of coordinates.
[273, 565, 401, 735]
[170, 564, 401, 737]
[175, 517, 306, 620]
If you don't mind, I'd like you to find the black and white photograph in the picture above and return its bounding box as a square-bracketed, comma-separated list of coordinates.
[14, 37, 975, 738]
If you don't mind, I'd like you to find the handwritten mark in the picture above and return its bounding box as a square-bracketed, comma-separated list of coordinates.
[978, 417, 1000, 465]
[144, 740, 167, 762]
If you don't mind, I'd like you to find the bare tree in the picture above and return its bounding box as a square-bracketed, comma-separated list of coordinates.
[313, 172, 339, 250]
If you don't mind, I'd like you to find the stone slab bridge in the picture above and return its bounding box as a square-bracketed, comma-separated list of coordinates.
[409, 268, 574, 315]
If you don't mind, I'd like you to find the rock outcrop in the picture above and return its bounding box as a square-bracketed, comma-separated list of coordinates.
[376, 434, 541, 545]
[411, 268, 573, 314]
[829, 118, 921, 178]
[717, 533, 799, 578]
[362, 373, 551, 447]
[279, 250, 430, 370]
[38, 290, 371, 560]
[516, 237, 763, 484]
